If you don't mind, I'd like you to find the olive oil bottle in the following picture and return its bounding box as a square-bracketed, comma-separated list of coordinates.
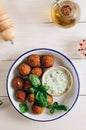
[51, 0, 81, 28]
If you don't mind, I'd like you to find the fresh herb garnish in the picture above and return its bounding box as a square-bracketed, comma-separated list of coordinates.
[38, 85, 49, 92]
[29, 87, 36, 93]
[19, 103, 29, 113]
[28, 74, 69, 114]
[29, 74, 41, 88]
[28, 74, 49, 107]
[35, 91, 48, 107]
[56, 105, 69, 111]
[47, 102, 69, 114]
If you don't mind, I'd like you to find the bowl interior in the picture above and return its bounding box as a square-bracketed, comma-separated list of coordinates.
[6, 48, 80, 122]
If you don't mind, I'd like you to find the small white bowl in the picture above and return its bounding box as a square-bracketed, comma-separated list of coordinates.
[42, 66, 73, 96]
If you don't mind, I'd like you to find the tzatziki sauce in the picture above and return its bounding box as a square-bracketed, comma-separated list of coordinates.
[44, 68, 69, 95]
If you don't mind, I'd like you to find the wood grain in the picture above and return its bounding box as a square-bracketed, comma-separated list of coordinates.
[0, 0, 86, 129]
[0, 23, 86, 60]
[0, 0, 86, 23]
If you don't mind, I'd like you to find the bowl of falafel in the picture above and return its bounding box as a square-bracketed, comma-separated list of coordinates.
[6, 48, 80, 122]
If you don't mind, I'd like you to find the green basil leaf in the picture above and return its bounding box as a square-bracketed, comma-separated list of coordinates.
[47, 105, 53, 109]
[35, 91, 48, 107]
[50, 108, 55, 114]
[47, 102, 69, 114]
[29, 87, 35, 93]
[56, 105, 69, 111]
[19, 103, 29, 113]
[29, 74, 41, 88]
[53, 102, 58, 109]
[39, 85, 49, 92]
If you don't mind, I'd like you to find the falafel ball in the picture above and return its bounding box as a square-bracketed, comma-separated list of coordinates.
[15, 90, 26, 102]
[32, 104, 44, 114]
[13, 77, 24, 89]
[28, 93, 35, 104]
[31, 67, 43, 77]
[28, 54, 40, 67]
[18, 63, 31, 76]
[42, 55, 54, 68]
[47, 94, 53, 105]
[24, 79, 32, 91]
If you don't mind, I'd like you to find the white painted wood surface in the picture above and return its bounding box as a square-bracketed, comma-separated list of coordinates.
[0, 0, 86, 129]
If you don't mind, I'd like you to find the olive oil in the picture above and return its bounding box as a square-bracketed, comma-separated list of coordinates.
[51, 0, 81, 28]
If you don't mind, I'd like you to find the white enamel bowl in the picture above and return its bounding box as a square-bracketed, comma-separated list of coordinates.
[6, 48, 80, 122]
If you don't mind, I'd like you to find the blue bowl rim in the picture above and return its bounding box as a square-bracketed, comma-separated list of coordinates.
[6, 48, 80, 122]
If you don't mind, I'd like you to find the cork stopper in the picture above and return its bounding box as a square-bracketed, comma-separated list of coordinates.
[61, 4, 72, 16]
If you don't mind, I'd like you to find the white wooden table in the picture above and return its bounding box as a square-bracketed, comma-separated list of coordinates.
[0, 0, 86, 129]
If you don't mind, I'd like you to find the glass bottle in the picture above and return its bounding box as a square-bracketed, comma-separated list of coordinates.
[51, 0, 81, 28]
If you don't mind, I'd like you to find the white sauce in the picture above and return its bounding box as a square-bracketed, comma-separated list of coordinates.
[44, 69, 69, 95]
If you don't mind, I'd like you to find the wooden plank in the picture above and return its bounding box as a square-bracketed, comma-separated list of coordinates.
[0, 23, 86, 60]
[0, 96, 85, 130]
[76, 0, 86, 22]
[72, 59, 86, 95]
[0, 60, 86, 96]
[0, 61, 13, 96]
[0, 0, 86, 23]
